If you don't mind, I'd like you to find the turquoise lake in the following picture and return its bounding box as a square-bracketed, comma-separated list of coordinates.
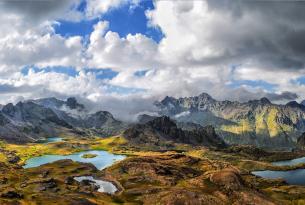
[35, 137, 63, 144]
[23, 150, 126, 170]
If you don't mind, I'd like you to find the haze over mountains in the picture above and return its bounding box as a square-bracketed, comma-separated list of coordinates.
[0, 97, 125, 143]
[1, 93, 305, 149]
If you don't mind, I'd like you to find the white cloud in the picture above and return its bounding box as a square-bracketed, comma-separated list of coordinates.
[0, 28, 84, 73]
[2, 0, 305, 119]
[85, 0, 141, 19]
[86, 21, 159, 71]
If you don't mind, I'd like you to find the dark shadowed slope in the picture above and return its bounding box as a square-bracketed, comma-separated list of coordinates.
[124, 116, 226, 149]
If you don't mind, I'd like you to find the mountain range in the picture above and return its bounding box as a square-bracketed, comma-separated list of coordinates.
[0, 97, 125, 143]
[1, 93, 305, 149]
[155, 93, 305, 148]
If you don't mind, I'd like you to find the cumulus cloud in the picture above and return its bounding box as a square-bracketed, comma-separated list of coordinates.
[2, 0, 305, 120]
[146, 1, 305, 70]
[85, 0, 140, 18]
[86, 21, 159, 71]
[0, 32, 83, 73]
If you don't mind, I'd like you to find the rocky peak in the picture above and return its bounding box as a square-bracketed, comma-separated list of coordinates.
[147, 116, 177, 132]
[137, 114, 158, 124]
[260, 97, 271, 104]
[248, 97, 271, 105]
[198, 92, 214, 101]
[65, 97, 85, 110]
[286, 101, 305, 109]
[160, 96, 177, 105]
[124, 116, 226, 148]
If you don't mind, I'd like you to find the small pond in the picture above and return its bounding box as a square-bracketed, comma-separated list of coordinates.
[36, 137, 63, 144]
[74, 176, 118, 194]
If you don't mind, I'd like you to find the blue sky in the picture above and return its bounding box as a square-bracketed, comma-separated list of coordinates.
[39, 0, 161, 95]
[229, 80, 277, 92]
[55, 0, 163, 43]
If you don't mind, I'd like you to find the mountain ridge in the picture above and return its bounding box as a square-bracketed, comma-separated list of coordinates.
[155, 92, 305, 148]
[0, 97, 126, 143]
[123, 116, 226, 149]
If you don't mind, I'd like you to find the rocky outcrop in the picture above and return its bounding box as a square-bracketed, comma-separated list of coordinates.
[65, 97, 85, 110]
[137, 114, 158, 124]
[123, 116, 226, 148]
[0, 159, 109, 205]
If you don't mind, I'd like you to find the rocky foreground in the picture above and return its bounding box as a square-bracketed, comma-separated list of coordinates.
[101, 154, 277, 205]
[0, 160, 116, 205]
[2, 147, 305, 205]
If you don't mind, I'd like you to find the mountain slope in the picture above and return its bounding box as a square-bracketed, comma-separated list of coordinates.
[0, 98, 126, 143]
[0, 101, 73, 143]
[155, 93, 305, 148]
[123, 116, 226, 149]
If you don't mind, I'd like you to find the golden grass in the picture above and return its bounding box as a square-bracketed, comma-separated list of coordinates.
[90, 135, 128, 151]
[0, 152, 6, 162]
[221, 119, 253, 134]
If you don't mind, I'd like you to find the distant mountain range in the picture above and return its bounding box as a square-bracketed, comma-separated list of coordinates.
[155, 93, 305, 149]
[0, 97, 125, 143]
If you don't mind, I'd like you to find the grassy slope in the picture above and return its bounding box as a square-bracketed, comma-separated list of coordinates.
[220, 107, 295, 138]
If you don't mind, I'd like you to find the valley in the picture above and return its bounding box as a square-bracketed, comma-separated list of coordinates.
[2, 1, 305, 204]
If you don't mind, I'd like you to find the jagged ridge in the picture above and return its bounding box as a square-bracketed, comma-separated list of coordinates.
[124, 116, 226, 149]
[156, 92, 305, 148]
[0, 97, 126, 143]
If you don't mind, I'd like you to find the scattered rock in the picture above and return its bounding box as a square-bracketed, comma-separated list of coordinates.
[7, 155, 20, 164]
[39, 170, 49, 178]
[0, 177, 8, 185]
[65, 176, 74, 185]
[1, 189, 23, 199]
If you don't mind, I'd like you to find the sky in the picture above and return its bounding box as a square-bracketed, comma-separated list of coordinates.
[1, 0, 305, 120]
